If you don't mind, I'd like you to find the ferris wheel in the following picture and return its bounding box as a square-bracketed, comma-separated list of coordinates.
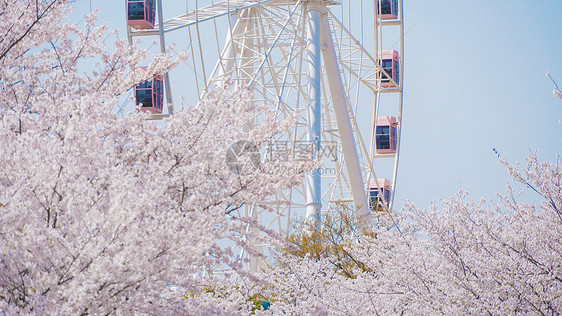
[125, 0, 404, 270]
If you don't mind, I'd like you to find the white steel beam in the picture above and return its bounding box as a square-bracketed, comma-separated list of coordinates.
[156, 0, 174, 115]
[319, 6, 371, 229]
[304, 1, 322, 231]
[216, 13, 243, 85]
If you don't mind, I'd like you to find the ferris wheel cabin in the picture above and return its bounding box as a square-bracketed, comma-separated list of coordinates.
[127, 0, 156, 30]
[376, 116, 398, 154]
[377, 0, 399, 20]
[368, 178, 392, 211]
[135, 72, 164, 114]
[379, 50, 400, 88]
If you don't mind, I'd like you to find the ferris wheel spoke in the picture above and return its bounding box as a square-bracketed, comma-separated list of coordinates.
[163, 0, 275, 33]
[245, 6, 299, 103]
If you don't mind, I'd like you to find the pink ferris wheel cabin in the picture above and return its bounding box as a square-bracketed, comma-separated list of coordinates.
[368, 178, 392, 211]
[375, 116, 398, 154]
[127, 0, 156, 30]
[379, 49, 400, 88]
[377, 0, 399, 20]
[135, 68, 164, 114]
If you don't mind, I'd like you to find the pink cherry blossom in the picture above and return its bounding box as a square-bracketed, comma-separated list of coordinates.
[0, 1, 311, 314]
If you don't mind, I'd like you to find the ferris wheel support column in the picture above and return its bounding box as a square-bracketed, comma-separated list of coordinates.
[305, 1, 323, 231]
[319, 7, 371, 230]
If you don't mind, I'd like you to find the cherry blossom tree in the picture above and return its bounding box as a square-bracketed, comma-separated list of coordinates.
[261, 155, 561, 315]
[0, 0, 310, 314]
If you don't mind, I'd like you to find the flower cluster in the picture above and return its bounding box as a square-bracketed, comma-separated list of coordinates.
[554, 88, 562, 100]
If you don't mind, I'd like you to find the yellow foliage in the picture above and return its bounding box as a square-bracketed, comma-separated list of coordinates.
[282, 203, 375, 278]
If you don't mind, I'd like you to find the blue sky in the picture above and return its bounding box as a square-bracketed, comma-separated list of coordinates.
[69, 0, 561, 209]
[399, 0, 561, 207]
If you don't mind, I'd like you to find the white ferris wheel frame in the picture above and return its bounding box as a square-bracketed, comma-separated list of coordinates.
[125, 0, 404, 269]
